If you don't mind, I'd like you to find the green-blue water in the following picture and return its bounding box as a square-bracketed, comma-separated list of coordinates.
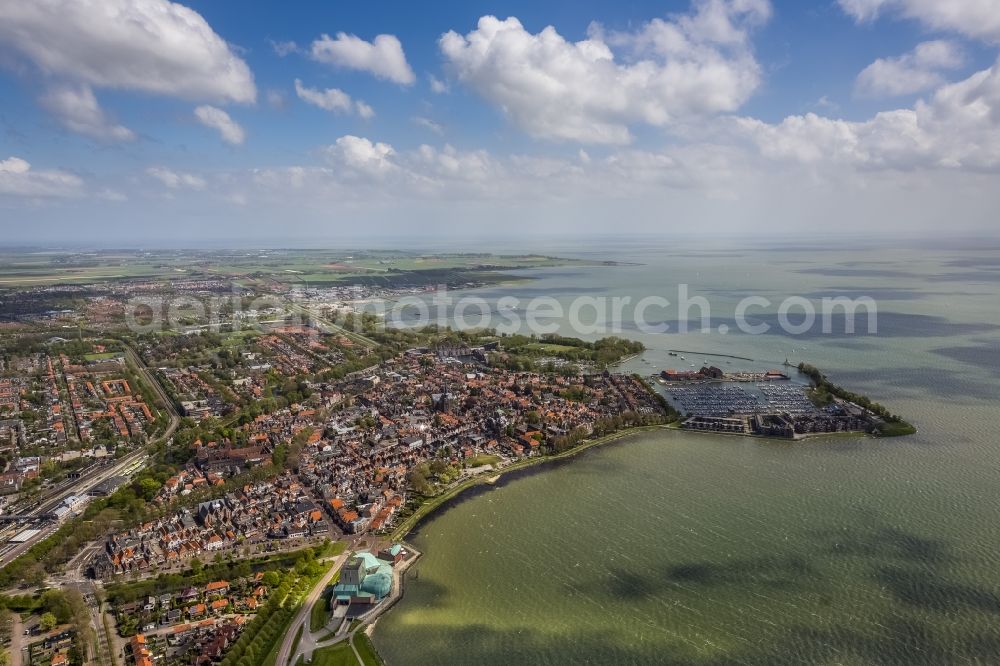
[374, 241, 1000, 665]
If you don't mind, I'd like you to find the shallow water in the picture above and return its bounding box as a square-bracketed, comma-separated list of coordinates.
[374, 242, 1000, 665]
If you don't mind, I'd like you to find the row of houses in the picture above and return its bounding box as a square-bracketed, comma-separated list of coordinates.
[118, 577, 267, 633]
[92, 474, 326, 576]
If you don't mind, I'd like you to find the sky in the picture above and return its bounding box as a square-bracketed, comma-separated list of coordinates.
[1, 0, 1000, 246]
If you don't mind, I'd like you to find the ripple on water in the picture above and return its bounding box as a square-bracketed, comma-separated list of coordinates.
[375, 428, 1000, 665]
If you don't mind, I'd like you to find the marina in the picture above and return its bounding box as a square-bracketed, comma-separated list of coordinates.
[655, 368, 886, 439]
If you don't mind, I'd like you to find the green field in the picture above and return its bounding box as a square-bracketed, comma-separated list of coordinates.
[309, 641, 358, 666]
[351, 632, 382, 666]
[0, 251, 186, 285]
[521, 342, 580, 354]
[310, 591, 331, 632]
[305, 633, 382, 666]
[0, 250, 592, 288]
[465, 454, 501, 467]
[83, 351, 123, 361]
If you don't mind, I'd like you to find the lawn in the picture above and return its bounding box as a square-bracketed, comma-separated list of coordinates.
[310, 590, 331, 632]
[83, 352, 122, 361]
[309, 641, 359, 666]
[521, 342, 580, 354]
[351, 633, 383, 666]
[465, 454, 501, 468]
[304, 630, 383, 666]
[221, 330, 261, 346]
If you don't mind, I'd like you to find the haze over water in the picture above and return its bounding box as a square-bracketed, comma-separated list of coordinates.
[373, 241, 1000, 665]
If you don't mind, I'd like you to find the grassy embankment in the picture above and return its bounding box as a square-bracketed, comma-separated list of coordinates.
[309, 573, 339, 632]
[289, 624, 305, 661]
[352, 633, 382, 666]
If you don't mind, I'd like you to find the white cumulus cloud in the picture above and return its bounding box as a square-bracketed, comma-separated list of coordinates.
[40, 84, 135, 141]
[0, 0, 256, 103]
[294, 79, 374, 118]
[428, 75, 450, 93]
[310, 32, 415, 84]
[413, 117, 444, 135]
[856, 40, 965, 97]
[439, 1, 770, 144]
[737, 54, 1000, 170]
[838, 0, 1000, 43]
[414, 144, 498, 182]
[146, 166, 207, 189]
[323, 136, 398, 176]
[0, 156, 83, 197]
[194, 105, 245, 145]
[270, 40, 299, 57]
[293, 134, 734, 203]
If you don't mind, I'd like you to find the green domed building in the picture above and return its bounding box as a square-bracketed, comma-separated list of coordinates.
[331, 551, 394, 609]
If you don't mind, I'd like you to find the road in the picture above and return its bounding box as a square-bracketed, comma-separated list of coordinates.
[285, 303, 378, 348]
[10, 613, 23, 666]
[274, 550, 352, 666]
[62, 579, 117, 666]
[64, 537, 108, 582]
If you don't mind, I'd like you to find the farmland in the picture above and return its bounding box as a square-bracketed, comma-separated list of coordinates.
[0, 249, 592, 288]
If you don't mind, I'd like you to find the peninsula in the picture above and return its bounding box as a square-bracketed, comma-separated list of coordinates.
[656, 361, 915, 438]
